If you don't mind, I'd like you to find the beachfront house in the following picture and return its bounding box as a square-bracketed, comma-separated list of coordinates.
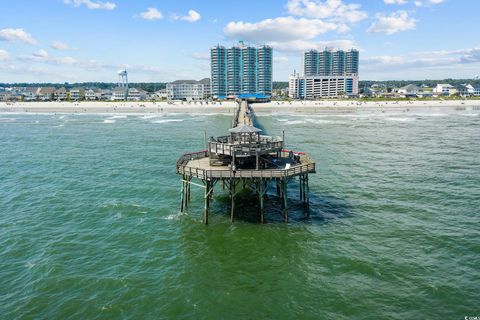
[38, 87, 56, 101]
[394, 84, 422, 98]
[100, 89, 112, 101]
[111, 88, 128, 101]
[23, 87, 39, 101]
[456, 84, 475, 96]
[127, 88, 147, 101]
[69, 88, 85, 101]
[433, 84, 456, 96]
[55, 87, 68, 101]
[166, 79, 211, 101]
[474, 86, 480, 96]
[0, 91, 8, 101]
[153, 89, 168, 100]
[85, 89, 102, 100]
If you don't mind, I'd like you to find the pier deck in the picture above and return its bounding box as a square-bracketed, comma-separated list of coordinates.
[177, 151, 315, 179]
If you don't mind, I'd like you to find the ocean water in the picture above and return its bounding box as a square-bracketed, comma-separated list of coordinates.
[1, 109, 479, 319]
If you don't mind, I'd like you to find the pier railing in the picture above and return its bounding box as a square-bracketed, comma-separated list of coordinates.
[176, 151, 315, 179]
[208, 138, 284, 157]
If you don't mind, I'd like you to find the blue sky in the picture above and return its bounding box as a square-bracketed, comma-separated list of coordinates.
[0, 0, 479, 82]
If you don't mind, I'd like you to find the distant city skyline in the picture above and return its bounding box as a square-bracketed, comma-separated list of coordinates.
[0, 0, 479, 82]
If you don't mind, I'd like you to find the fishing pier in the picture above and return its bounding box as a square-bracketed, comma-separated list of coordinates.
[176, 100, 316, 224]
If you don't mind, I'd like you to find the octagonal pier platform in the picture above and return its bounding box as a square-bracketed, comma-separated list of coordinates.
[176, 100, 316, 224]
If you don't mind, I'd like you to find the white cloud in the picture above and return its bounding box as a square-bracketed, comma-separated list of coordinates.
[64, 0, 116, 10]
[174, 10, 201, 22]
[0, 28, 37, 45]
[18, 50, 78, 65]
[140, 7, 163, 21]
[224, 17, 340, 43]
[368, 11, 417, 35]
[414, 0, 445, 6]
[0, 49, 9, 61]
[286, 0, 368, 23]
[33, 49, 49, 58]
[384, 0, 407, 4]
[363, 47, 480, 71]
[51, 41, 70, 50]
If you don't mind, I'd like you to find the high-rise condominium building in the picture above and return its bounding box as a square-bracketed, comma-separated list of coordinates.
[289, 48, 359, 99]
[304, 48, 359, 76]
[211, 42, 273, 98]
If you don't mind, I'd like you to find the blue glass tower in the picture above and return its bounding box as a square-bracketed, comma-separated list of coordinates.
[211, 42, 272, 98]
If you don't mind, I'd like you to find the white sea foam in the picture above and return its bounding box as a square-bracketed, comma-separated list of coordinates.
[307, 119, 343, 124]
[103, 119, 116, 123]
[152, 119, 185, 124]
[283, 120, 307, 125]
[459, 113, 479, 117]
[278, 118, 344, 125]
[384, 117, 415, 122]
[164, 211, 187, 220]
[140, 115, 161, 119]
[109, 115, 127, 119]
[0, 118, 16, 122]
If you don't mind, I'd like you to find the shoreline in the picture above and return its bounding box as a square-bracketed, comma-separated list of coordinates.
[1, 100, 479, 114]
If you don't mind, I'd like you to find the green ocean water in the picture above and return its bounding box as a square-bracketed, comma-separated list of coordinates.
[1, 108, 479, 319]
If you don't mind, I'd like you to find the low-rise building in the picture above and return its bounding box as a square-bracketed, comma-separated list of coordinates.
[0, 91, 9, 101]
[127, 88, 147, 101]
[38, 87, 56, 101]
[23, 87, 39, 101]
[167, 78, 211, 101]
[474, 86, 480, 96]
[85, 89, 96, 100]
[100, 89, 112, 100]
[154, 89, 168, 100]
[456, 84, 475, 96]
[394, 84, 422, 97]
[289, 74, 359, 99]
[69, 88, 85, 101]
[55, 87, 68, 101]
[85, 89, 102, 100]
[111, 88, 128, 101]
[433, 84, 456, 96]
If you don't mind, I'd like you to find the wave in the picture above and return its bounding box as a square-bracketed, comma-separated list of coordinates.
[283, 120, 307, 125]
[139, 115, 162, 119]
[0, 118, 16, 122]
[103, 119, 116, 123]
[384, 117, 415, 122]
[152, 119, 185, 124]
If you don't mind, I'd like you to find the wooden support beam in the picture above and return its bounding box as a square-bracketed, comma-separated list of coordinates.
[230, 179, 236, 223]
[299, 175, 303, 201]
[180, 176, 185, 213]
[259, 179, 264, 224]
[204, 180, 210, 224]
[306, 174, 310, 217]
[283, 179, 289, 224]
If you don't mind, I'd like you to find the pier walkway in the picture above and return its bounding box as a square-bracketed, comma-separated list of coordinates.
[234, 100, 253, 127]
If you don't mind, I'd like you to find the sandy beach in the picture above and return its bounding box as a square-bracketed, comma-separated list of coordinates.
[1, 99, 479, 114]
